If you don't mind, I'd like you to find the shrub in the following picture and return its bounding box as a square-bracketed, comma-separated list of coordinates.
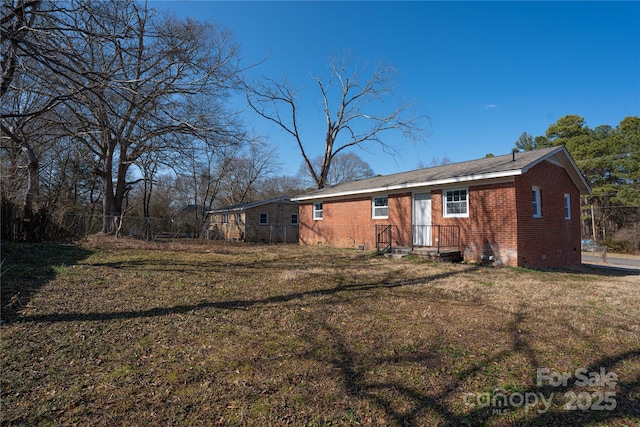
[606, 224, 640, 254]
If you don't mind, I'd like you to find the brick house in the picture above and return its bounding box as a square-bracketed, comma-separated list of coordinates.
[292, 146, 591, 268]
[206, 197, 299, 243]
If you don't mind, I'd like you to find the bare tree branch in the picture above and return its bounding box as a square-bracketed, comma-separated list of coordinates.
[2, 0, 249, 237]
[247, 53, 426, 188]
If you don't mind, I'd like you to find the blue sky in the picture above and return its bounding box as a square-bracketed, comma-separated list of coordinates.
[154, 1, 640, 177]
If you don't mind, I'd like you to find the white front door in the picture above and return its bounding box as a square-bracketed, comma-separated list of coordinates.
[413, 192, 432, 246]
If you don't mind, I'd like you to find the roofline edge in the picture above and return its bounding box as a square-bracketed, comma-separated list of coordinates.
[291, 169, 523, 202]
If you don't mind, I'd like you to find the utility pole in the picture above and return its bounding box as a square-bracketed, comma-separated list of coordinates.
[590, 204, 597, 241]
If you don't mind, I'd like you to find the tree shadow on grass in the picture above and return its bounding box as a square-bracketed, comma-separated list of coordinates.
[1, 242, 93, 324]
[7, 247, 639, 425]
[579, 263, 640, 277]
[17, 266, 479, 324]
[301, 307, 639, 426]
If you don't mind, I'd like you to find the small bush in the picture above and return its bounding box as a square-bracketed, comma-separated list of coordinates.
[606, 224, 640, 254]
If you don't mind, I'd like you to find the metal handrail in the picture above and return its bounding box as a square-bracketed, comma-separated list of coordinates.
[412, 224, 460, 254]
[375, 224, 393, 254]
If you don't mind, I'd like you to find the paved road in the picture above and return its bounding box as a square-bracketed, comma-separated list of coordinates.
[582, 252, 640, 271]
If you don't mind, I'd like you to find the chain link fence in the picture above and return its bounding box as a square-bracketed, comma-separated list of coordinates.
[62, 213, 180, 240]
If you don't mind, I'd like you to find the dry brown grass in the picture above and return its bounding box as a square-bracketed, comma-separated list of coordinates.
[1, 238, 639, 426]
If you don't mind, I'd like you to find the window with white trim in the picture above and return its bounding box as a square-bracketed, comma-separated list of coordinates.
[443, 188, 468, 217]
[372, 196, 389, 219]
[222, 214, 229, 224]
[313, 202, 323, 220]
[259, 213, 269, 225]
[532, 187, 542, 218]
[564, 194, 571, 220]
[291, 214, 299, 225]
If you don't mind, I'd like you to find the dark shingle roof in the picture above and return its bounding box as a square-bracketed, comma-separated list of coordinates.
[207, 197, 292, 214]
[293, 146, 590, 201]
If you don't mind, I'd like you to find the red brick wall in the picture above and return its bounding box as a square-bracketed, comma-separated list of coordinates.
[432, 182, 519, 266]
[515, 161, 582, 268]
[298, 185, 520, 263]
[298, 193, 411, 249]
[246, 203, 300, 243]
[299, 160, 582, 268]
[210, 202, 299, 243]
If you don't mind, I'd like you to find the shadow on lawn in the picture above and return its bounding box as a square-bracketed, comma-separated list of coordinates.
[1, 242, 93, 324]
[579, 264, 640, 277]
[307, 309, 639, 426]
[9, 250, 640, 426]
[18, 266, 475, 324]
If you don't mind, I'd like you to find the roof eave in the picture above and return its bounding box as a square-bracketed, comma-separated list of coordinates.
[292, 146, 593, 202]
[292, 170, 522, 202]
[207, 196, 293, 214]
[520, 146, 592, 195]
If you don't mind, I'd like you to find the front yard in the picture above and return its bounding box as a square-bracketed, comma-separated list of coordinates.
[1, 238, 639, 426]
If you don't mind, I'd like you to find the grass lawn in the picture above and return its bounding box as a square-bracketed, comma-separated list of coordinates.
[1, 237, 639, 426]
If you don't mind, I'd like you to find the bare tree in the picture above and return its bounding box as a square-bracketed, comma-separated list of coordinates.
[199, 145, 239, 213]
[298, 151, 375, 187]
[1, 0, 62, 240]
[0, 63, 73, 240]
[258, 175, 306, 199]
[247, 53, 426, 189]
[1, 0, 90, 108]
[416, 155, 452, 169]
[169, 138, 241, 235]
[218, 141, 279, 206]
[2, 0, 248, 238]
[49, 1, 246, 234]
[135, 149, 163, 240]
[2, 1, 106, 235]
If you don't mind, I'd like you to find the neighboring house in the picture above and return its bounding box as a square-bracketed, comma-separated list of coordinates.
[206, 197, 299, 244]
[170, 204, 206, 237]
[292, 146, 591, 268]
